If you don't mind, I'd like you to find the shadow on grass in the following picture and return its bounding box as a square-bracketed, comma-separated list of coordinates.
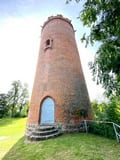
[2, 136, 25, 160]
[2, 135, 66, 160]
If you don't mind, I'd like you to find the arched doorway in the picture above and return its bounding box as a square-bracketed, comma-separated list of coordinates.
[40, 97, 54, 124]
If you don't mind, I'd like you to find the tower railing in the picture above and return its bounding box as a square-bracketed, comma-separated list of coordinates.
[83, 120, 120, 143]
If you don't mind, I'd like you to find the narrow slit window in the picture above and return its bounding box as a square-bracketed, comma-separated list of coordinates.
[44, 39, 53, 51]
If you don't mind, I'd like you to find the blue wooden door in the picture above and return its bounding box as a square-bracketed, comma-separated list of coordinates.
[40, 97, 54, 124]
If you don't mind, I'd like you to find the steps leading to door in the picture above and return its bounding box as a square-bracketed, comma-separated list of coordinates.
[26, 125, 62, 141]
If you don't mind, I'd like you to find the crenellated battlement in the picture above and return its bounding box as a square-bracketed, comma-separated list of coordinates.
[42, 14, 73, 31]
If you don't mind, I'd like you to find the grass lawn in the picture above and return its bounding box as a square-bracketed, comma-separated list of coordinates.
[0, 118, 120, 160]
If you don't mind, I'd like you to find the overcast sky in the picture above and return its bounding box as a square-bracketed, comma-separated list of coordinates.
[0, 0, 105, 101]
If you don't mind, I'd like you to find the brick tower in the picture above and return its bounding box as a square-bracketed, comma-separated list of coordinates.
[26, 15, 92, 140]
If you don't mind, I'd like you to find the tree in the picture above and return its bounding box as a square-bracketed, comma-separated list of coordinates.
[8, 81, 21, 117]
[91, 96, 120, 124]
[18, 83, 29, 114]
[106, 95, 120, 124]
[8, 80, 29, 117]
[91, 100, 108, 120]
[66, 0, 120, 96]
[0, 93, 9, 118]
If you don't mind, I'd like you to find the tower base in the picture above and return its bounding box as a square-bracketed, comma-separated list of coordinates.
[25, 122, 86, 141]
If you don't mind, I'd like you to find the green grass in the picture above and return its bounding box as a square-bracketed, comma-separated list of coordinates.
[0, 118, 26, 159]
[0, 118, 120, 160]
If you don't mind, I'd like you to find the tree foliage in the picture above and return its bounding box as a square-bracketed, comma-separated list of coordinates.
[91, 100, 107, 120]
[91, 95, 120, 124]
[8, 80, 29, 117]
[67, 0, 120, 96]
[106, 96, 120, 124]
[0, 94, 9, 118]
[0, 80, 29, 118]
[8, 81, 22, 117]
[90, 96, 120, 139]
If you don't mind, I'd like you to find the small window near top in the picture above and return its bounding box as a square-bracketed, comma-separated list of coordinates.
[46, 39, 50, 46]
[44, 39, 53, 51]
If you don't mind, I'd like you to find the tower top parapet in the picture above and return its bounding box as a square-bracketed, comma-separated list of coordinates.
[42, 14, 74, 31]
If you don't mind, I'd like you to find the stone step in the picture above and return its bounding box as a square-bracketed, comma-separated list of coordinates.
[26, 127, 35, 133]
[36, 125, 55, 131]
[32, 128, 58, 136]
[26, 125, 63, 141]
[28, 131, 62, 141]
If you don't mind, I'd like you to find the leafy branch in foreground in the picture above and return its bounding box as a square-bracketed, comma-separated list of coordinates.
[67, 0, 120, 96]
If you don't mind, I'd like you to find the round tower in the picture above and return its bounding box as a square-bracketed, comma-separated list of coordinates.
[26, 15, 92, 136]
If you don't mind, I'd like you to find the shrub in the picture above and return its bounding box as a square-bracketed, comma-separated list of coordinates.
[88, 122, 116, 139]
